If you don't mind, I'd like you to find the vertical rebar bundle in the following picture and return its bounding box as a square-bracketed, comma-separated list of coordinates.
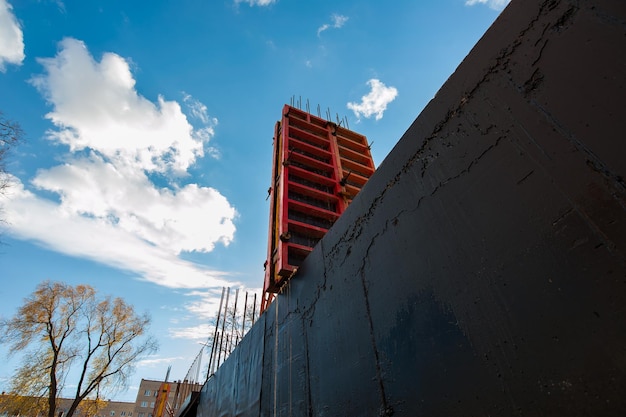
[204, 287, 259, 378]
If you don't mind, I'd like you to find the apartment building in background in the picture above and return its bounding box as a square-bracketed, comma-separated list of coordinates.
[0, 395, 134, 417]
[1, 377, 202, 417]
[134, 379, 201, 417]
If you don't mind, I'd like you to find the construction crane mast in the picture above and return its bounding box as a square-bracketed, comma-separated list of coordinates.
[152, 367, 173, 417]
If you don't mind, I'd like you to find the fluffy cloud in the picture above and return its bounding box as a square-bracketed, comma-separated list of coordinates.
[465, 0, 510, 10]
[2, 38, 238, 290]
[31, 155, 235, 254]
[0, 0, 25, 71]
[169, 324, 214, 340]
[169, 287, 261, 342]
[317, 13, 349, 37]
[183, 92, 212, 125]
[234, 0, 275, 6]
[3, 175, 233, 289]
[31, 38, 208, 174]
[137, 356, 185, 367]
[347, 79, 398, 121]
[183, 289, 230, 320]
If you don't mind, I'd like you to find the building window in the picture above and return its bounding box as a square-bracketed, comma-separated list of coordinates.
[144, 390, 151, 396]
[138, 413, 144, 417]
[149, 403, 155, 409]
[140, 402, 148, 408]
[129, 413, 133, 416]
[110, 412, 115, 416]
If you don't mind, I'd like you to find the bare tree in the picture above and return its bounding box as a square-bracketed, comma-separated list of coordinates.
[0, 281, 158, 417]
[0, 111, 22, 196]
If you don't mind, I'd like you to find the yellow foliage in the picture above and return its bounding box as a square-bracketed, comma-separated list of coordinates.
[0, 281, 158, 417]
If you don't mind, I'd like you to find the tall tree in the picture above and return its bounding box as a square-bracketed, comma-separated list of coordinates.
[0, 281, 158, 417]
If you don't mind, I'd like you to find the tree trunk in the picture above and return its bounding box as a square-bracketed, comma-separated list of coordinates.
[48, 353, 58, 417]
[47, 389, 56, 417]
[65, 398, 82, 417]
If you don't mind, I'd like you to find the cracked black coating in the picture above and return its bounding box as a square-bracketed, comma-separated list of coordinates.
[197, 0, 626, 415]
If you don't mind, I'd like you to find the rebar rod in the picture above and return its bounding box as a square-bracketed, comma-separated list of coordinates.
[206, 287, 225, 379]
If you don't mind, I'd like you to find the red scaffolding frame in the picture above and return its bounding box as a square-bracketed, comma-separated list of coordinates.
[261, 105, 375, 312]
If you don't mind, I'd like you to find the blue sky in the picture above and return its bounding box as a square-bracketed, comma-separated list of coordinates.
[0, 0, 508, 402]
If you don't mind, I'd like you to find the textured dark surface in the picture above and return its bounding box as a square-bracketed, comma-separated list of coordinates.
[196, 0, 626, 415]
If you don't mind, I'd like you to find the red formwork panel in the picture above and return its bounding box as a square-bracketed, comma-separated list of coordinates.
[262, 105, 375, 311]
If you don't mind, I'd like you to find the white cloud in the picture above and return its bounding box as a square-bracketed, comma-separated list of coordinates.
[234, 0, 275, 6]
[169, 324, 213, 340]
[30, 38, 210, 174]
[166, 287, 261, 343]
[347, 78, 398, 121]
[31, 155, 236, 254]
[183, 289, 229, 320]
[3, 175, 234, 289]
[137, 356, 185, 367]
[317, 13, 349, 37]
[0, 0, 25, 71]
[182, 286, 261, 319]
[183, 92, 212, 125]
[2, 38, 239, 291]
[182, 93, 221, 158]
[465, 0, 510, 10]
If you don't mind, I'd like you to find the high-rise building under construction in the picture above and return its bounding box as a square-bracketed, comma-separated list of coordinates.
[262, 104, 375, 310]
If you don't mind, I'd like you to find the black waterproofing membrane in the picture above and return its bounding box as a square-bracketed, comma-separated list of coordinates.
[197, 0, 626, 414]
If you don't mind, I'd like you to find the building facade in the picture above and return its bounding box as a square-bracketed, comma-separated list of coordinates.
[133, 379, 201, 417]
[0, 378, 200, 417]
[0, 395, 134, 417]
[133, 379, 161, 417]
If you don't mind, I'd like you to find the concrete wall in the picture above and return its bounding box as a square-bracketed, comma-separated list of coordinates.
[197, 0, 626, 415]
